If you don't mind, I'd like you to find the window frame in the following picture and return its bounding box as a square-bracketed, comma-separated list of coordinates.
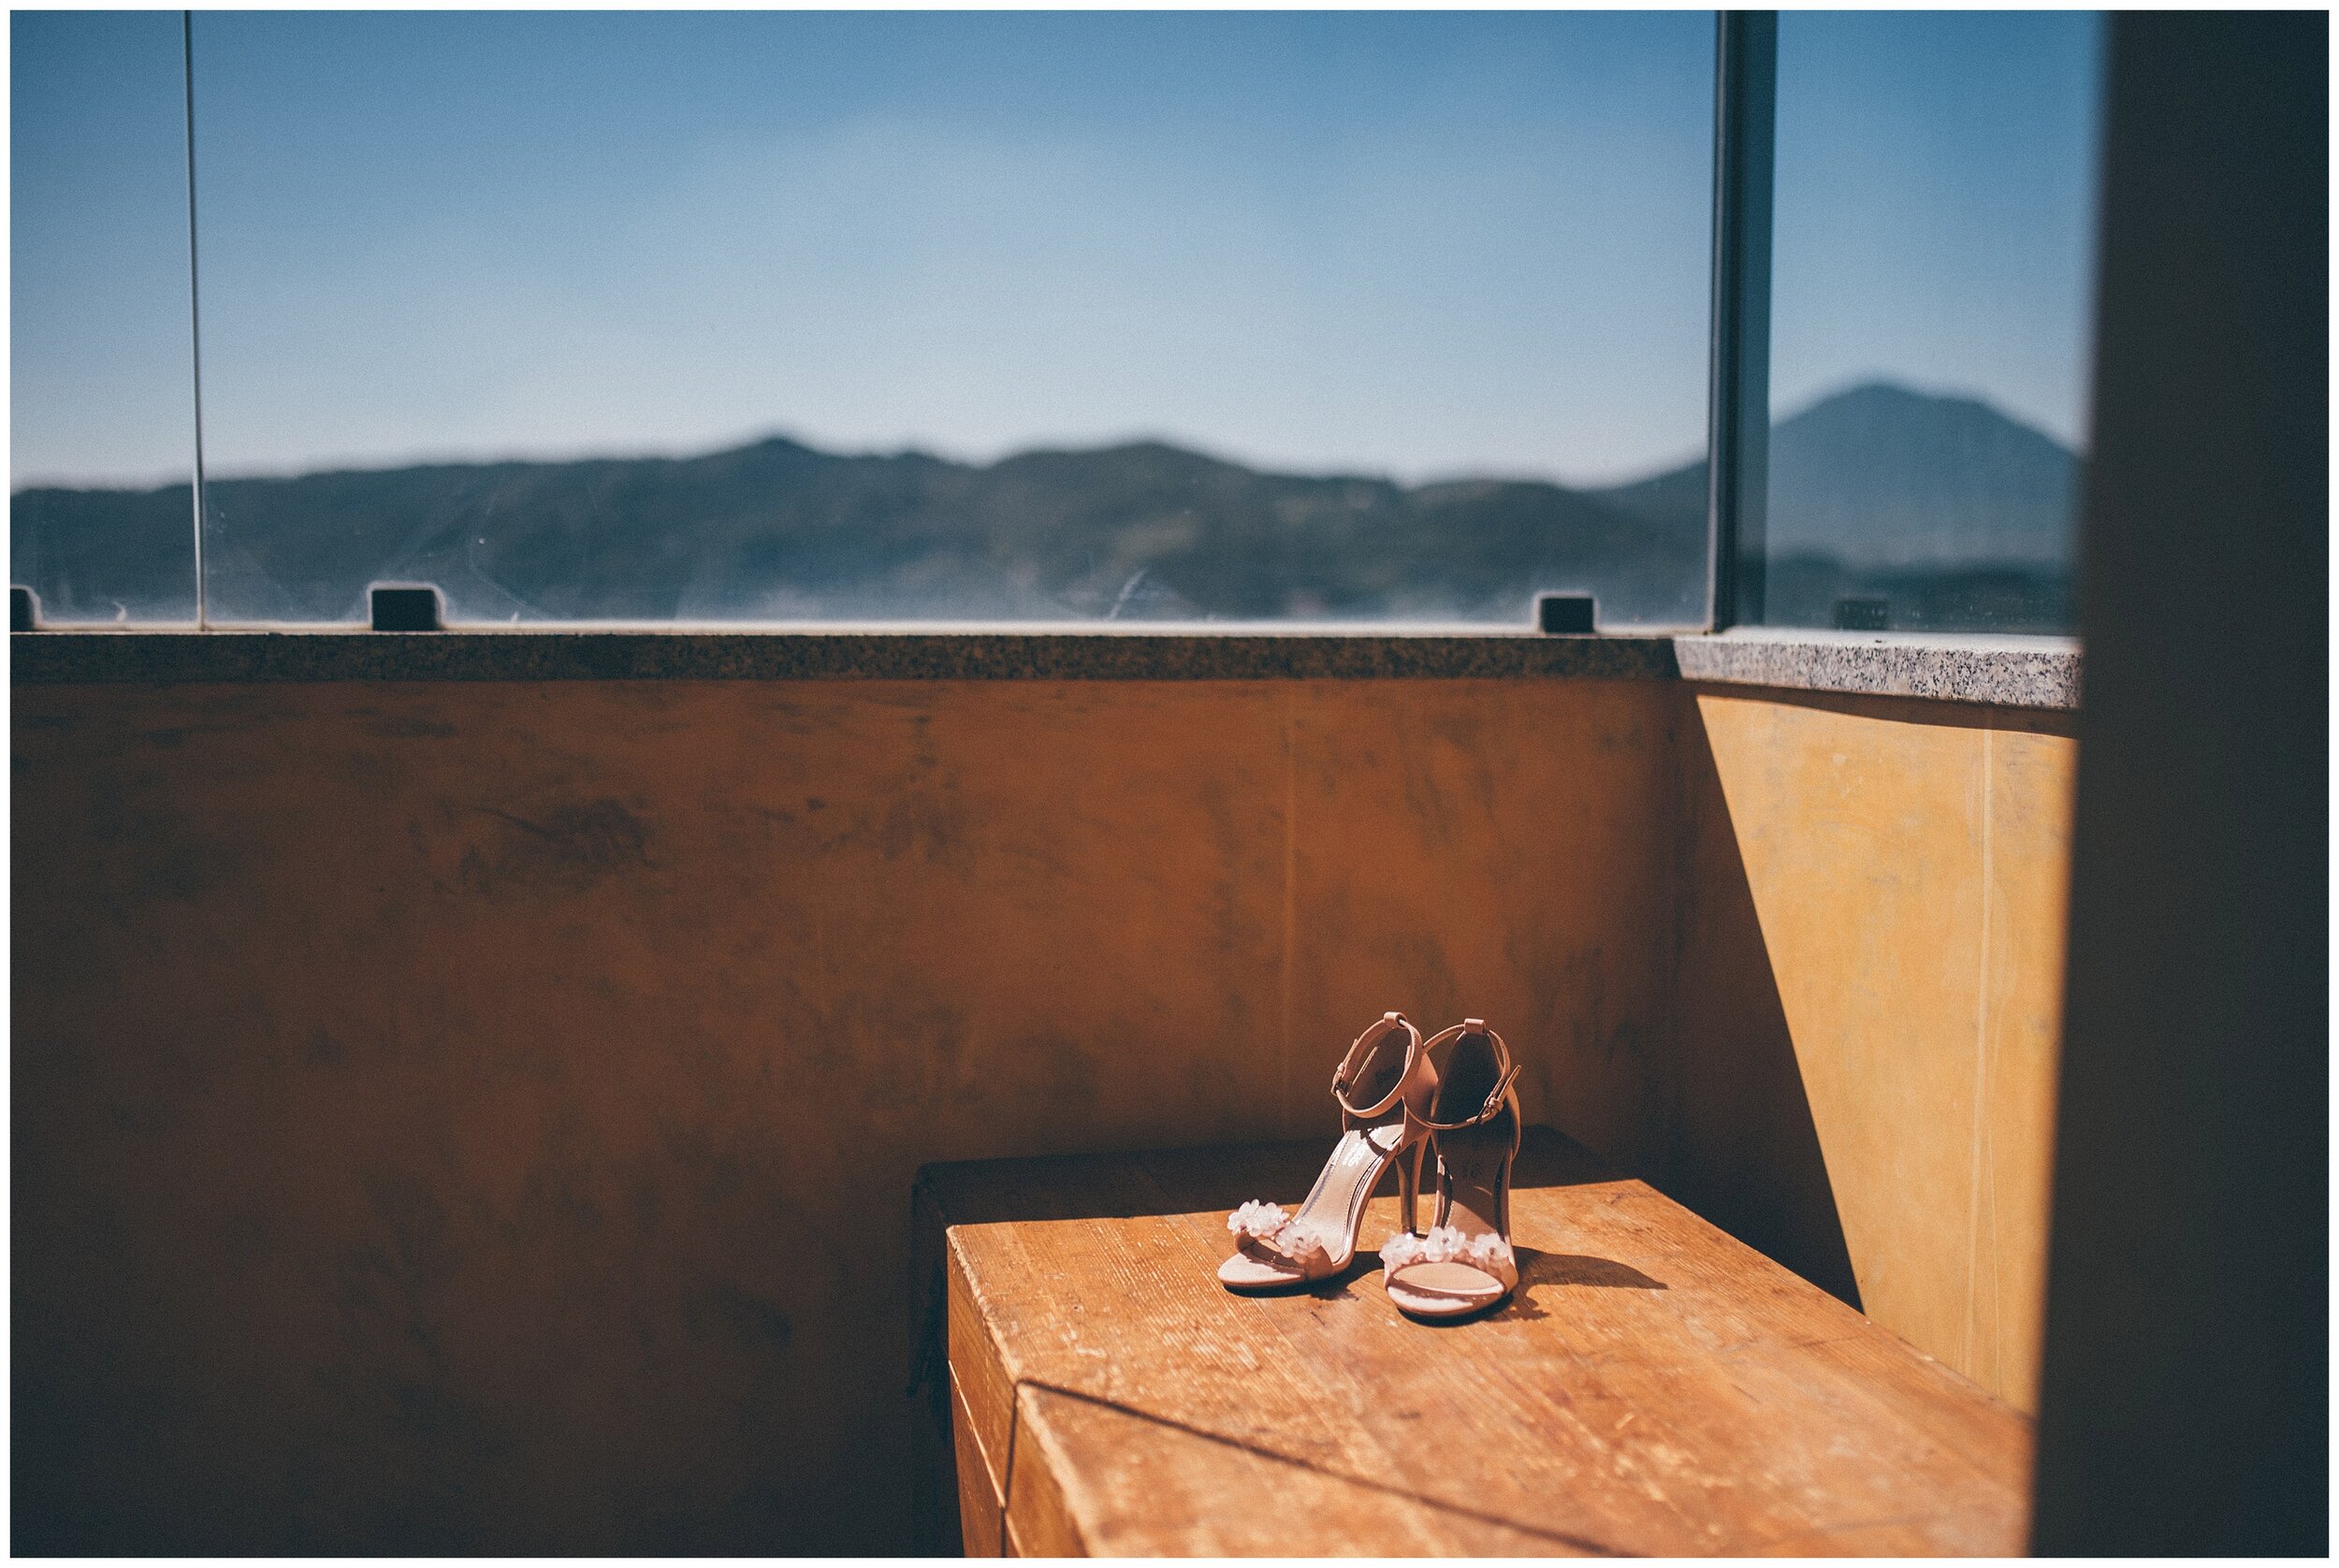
[14, 8, 2089, 648]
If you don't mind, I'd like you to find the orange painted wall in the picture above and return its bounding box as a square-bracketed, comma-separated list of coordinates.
[11, 672, 2073, 1551]
[12, 676, 1676, 1553]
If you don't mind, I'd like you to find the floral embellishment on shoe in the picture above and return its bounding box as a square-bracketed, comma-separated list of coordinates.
[1271, 1220, 1336, 1269]
[1381, 1224, 1518, 1288]
[1227, 1201, 1337, 1271]
[1228, 1200, 1291, 1240]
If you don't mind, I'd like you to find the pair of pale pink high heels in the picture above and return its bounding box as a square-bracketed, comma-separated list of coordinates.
[1219, 1012, 1522, 1321]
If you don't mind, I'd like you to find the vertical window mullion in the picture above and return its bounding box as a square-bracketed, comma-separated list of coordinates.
[1706, 10, 1776, 632]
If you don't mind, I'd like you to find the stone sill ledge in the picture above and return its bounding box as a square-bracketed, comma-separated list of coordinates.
[1674, 628, 2081, 710]
[7, 627, 2080, 710]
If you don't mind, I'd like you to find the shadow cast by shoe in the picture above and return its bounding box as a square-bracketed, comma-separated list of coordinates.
[1219, 1262, 1368, 1302]
[1522, 1248, 1666, 1292]
[1371, 1245, 1668, 1326]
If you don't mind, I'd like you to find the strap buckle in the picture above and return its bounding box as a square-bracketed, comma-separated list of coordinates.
[1420, 1062, 1519, 1133]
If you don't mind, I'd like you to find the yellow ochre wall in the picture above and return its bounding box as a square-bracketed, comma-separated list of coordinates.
[1668, 687, 2077, 1413]
[11, 672, 2074, 1553]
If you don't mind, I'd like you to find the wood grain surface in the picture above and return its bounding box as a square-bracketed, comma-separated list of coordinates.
[917, 1127, 2031, 1557]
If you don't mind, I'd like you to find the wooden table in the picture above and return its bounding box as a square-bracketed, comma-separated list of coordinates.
[910, 1127, 2031, 1556]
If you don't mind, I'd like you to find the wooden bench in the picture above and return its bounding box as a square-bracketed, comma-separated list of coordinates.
[910, 1126, 2031, 1556]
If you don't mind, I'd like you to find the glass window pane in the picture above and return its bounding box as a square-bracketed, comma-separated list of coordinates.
[1765, 12, 2103, 633]
[11, 10, 197, 625]
[185, 12, 1712, 627]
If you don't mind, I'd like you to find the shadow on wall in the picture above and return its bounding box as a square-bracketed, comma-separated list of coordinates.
[1661, 702, 1864, 1312]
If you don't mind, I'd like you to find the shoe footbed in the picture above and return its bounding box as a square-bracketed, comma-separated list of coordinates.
[1218, 1124, 1405, 1289]
[1387, 1268, 1510, 1318]
[1387, 1260, 1506, 1298]
[1216, 1253, 1309, 1290]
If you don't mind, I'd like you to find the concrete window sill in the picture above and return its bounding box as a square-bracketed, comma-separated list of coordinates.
[8, 626, 2079, 710]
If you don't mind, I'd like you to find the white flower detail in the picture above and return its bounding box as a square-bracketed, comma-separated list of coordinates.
[1273, 1220, 1335, 1267]
[1228, 1200, 1291, 1240]
[1226, 1202, 1337, 1270]
[1381, 1224, 1517, 1285]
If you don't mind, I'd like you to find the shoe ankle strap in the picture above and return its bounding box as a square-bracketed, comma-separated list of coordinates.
[1413, 1020, 1518, 1131]
[1416, 1061, 1519, 1132]
[1331, 1011, 1422, 1120]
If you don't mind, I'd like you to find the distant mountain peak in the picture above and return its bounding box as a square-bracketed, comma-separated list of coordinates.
[1765, 381, 2077, 569]
[1780, 379, 2070, 446]
[1791, 379, 1981, 414]
[988, 437, 1253, 476]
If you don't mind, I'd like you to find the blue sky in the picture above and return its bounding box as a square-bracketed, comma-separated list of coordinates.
[12, 10, 2099, 492]
[1770, 10, 2103, 448]
[12, 10, 197, 490]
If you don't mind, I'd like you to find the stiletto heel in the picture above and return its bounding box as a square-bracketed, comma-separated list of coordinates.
[1397, 1138, 1426, 1239]
[1218, 1012, 1438, 1292]
[1382, 1019, 1522, 1321]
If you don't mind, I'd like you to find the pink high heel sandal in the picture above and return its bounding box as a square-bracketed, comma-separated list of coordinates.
[1218, 1012, 1436, 1291]
[1381, 1019, 1522, 1321]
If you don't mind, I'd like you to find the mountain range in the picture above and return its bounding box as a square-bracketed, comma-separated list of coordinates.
[10, 382, 2078, 631]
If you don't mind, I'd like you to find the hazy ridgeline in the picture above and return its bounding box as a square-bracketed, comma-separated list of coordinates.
[10, 383, 2076, 631]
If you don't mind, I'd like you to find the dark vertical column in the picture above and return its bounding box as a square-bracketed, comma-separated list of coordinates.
[1705, 10, 1775, 632]
[2032, 13, 2326, 1555]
